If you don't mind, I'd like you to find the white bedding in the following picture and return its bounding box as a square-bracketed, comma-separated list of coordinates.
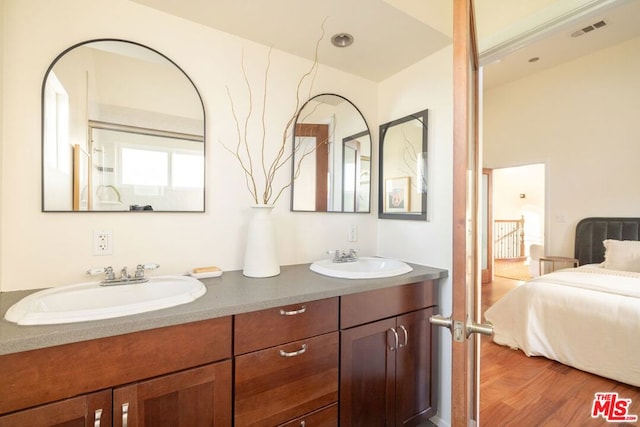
[484, 265, 640, 386]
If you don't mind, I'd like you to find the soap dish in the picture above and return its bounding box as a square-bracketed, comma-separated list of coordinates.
[188, 270, 223, 279]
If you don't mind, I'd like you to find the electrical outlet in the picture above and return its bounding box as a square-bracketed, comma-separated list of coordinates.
[348, 224, 357, 242]
[93, 230, 113, 256]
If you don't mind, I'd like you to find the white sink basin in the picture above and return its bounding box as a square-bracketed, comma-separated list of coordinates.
[310, 257, 413, 279]
[4, 276, 206, 325]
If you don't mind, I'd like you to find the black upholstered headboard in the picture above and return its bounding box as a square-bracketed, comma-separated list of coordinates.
[574, 217, 640, 266]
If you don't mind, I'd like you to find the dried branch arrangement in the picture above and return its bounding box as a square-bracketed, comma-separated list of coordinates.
[220, 27, 327, 205]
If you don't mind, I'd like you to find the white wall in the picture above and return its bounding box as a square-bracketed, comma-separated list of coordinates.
[0, 0, 379, 291]
[484, 36, 640, 258]
[378, 45, 454, 427]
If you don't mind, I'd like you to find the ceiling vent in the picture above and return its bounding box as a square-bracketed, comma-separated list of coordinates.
[571, 20, 607, 38]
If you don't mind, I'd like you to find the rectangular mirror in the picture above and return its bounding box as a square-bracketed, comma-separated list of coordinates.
[378, 109, 428, 220]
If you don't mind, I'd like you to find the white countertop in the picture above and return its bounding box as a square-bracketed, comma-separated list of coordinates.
[0, 263, 447, 355]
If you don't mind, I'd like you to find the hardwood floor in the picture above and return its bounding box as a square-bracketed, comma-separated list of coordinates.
[480, 276, 640, 426]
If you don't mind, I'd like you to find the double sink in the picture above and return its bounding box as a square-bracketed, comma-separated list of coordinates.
[4, 257, 412, 326]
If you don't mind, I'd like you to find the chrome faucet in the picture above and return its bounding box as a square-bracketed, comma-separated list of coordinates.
[329, 249, 359, 263]
[86, 263, 160, 286]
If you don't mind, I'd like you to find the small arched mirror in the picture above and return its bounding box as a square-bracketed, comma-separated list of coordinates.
[378, 109, 428, 220]
[42, 39, 205, 212]
[291, 94, 371, 213]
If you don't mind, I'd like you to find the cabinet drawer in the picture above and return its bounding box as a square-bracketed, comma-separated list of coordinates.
[234, 297, 338, 355]
[341, 280, 438, 329]
[278, 403, 338, 427]
[235, 332, 339, 427]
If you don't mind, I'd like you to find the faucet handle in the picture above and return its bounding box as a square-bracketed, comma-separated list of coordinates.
[134, 263, 159, 279]
[86, 267, 106, 276]
[86, 266, 116, 281]
[141, 263, 160, 270]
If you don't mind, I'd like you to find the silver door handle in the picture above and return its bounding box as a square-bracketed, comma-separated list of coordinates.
[466, 317, 493, 338]
[430, 314, 493, 342]
[429, 314, 453, 331]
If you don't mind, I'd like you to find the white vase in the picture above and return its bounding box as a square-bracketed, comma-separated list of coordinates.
[243, 204, 280, 278]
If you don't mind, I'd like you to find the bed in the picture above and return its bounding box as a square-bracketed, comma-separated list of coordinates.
[484, 217, 640, 387]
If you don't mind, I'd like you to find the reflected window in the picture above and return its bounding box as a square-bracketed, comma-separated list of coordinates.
[122, 148, 168, 186]
[172, 152, 204, 188]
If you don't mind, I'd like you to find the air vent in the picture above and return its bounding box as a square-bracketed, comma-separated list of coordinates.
[571, 20, 607, 37]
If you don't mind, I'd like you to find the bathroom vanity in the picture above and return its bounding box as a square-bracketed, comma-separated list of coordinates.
[0, 263, 446, 426]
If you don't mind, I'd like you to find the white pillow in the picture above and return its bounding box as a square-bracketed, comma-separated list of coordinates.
[602, 239, 640, 272]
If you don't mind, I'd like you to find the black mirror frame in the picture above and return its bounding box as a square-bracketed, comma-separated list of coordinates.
[378, 109, 428, 220]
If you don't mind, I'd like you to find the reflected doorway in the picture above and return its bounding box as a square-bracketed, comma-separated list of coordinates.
[489, 163, 545, 282]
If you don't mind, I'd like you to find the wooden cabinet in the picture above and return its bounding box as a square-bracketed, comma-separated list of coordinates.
[0, 390, 112, 427]
[113, 361, 231, 426]
[234, 298, 339, 426]
[0, 317, 232, 427]
[340, 281, 438, 427]
[0, 276, 441, 427]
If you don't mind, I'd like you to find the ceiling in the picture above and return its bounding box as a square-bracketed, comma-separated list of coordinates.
[131, 0, 640, 88]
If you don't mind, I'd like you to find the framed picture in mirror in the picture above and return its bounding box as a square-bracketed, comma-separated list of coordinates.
[378, 109, 428, 220]
[384, 177, 410, 213]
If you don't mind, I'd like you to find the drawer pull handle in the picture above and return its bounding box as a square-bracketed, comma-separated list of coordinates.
[94, 408, 102, 427]
[398, 325, 408, 348]
[280, 305, 306, 316]
[122, 402, 129, 427]
[279, 344, 307, 357]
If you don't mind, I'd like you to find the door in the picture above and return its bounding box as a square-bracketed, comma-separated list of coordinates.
[294, 123, 329, 211]
[430, 0, 492, 426]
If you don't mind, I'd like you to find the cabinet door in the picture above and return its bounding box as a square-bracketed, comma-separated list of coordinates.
[395, 307, 437, 426]
[0, 389, 111, 427]
[113, 360, 232, 427]
[340, 317, 397, 427]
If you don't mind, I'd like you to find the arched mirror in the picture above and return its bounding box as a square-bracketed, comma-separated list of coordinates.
[291, 94, 371, 213]
[42, 39, 205, 212]
[378, 109, 428, 220]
